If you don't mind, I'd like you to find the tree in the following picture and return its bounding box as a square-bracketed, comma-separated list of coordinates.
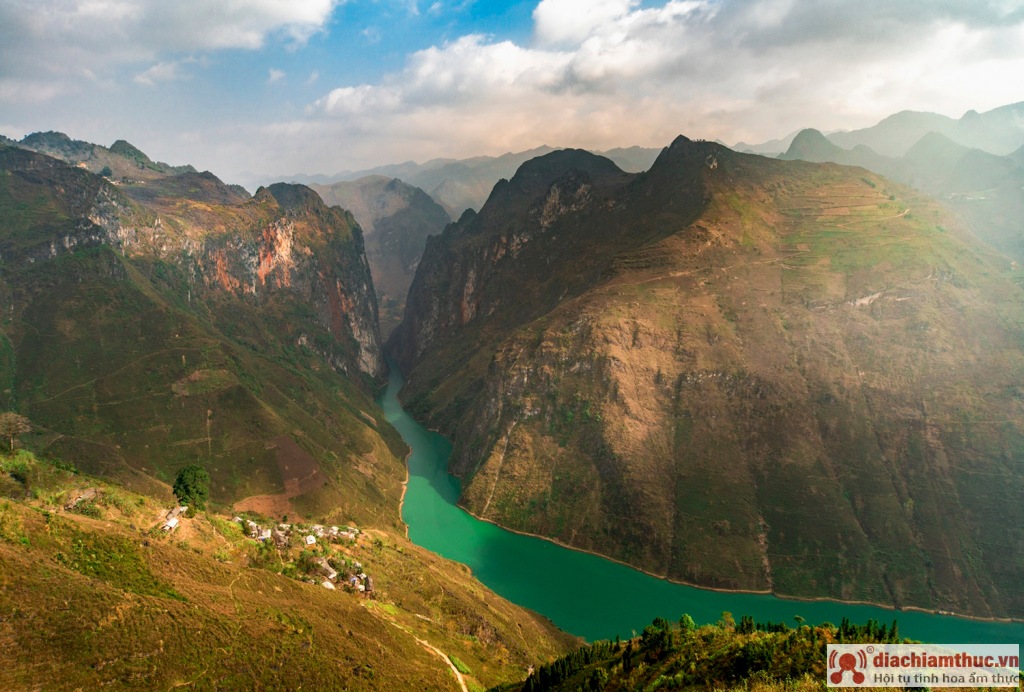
[98, 165, 113, 177]
[173, 463, 210, 510]
[0, 412, 31, 451]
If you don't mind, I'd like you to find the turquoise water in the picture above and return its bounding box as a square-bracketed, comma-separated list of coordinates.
[380, 365, 1023, 645]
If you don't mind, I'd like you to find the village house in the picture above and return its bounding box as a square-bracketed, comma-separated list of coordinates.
[161, 504, 188, 532]
[313, 557, 338, 581]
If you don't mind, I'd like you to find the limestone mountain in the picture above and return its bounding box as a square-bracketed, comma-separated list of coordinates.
[0, 143, 397, 524]
[287, 146, 661, 220]
[825, 102, 1024, 157]
[0, 138, 579, 689]
[15, 130, 198, 181]
[311, 176, 451, 336]
[390, 139, 1024, 619]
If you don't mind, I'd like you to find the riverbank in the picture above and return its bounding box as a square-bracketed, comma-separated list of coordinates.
[382, 364, 1024, 644]
[457, 500, 1022, 627]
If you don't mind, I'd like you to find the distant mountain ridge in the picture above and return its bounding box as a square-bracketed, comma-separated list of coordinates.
[282, 145, 662, 217]
[15, 130, 198, 180]
[828, 102, 1024, 157]
[311, 176, 452, 336]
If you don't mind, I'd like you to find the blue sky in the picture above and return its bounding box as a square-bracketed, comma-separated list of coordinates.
[2, 0, 1023, 186]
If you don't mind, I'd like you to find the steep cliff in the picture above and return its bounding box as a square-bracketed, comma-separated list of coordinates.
[0, 144, 396, 520]
[390, 138, 1024, 618]
[311, 176, 451, 336]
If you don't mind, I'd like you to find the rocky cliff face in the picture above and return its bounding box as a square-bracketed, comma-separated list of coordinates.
[0, 146, 385, 382]
[311, 176, 450, 337]
[390, 138, 1024, 618]
[0, 144, 398, 516]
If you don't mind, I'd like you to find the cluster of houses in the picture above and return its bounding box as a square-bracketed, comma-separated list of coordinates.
[161, 504, 189, 532]
[152, 505, 376, 595]
[312, 556, 375, 594]
[236, 518, 360, 547]
[233, 517, 374, 593]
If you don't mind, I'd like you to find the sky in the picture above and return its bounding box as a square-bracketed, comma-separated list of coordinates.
[2, 0, 1023, 186]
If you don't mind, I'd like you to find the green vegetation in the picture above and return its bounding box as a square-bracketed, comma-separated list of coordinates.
[498, 614, 913, 692]
[172, 463, 210, 510]
[0, 145, 405, 527]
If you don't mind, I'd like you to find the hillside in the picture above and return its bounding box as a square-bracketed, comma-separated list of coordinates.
[495, 614, 1019, 692]
[780, 130, 1024, 262]
[311, 176, 452, 336]
[390, 138, 1024, 619]
[0, 143, 399, 526]
[0, 452, 576, 690]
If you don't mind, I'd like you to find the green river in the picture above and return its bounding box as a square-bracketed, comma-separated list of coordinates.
[380, 365, 1023, 645]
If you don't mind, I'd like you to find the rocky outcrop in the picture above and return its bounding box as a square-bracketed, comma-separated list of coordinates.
[0, 143, 400, 518]
[0, 146, 385, 382]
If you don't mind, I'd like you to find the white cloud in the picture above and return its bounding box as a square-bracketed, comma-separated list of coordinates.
[0, 0, 341, 102]
[288, 0, 1024, 175]
[533, 0, 638, 47]
[134, 60, 192, 86]
[268, 68, 286, 84]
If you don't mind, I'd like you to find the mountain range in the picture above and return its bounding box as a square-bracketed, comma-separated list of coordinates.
[0, 136, 578, 688]
[280, 145, 662, 218]
[390, 138, 1024, 618]
[778, 126, 1024, 262]
[3, 101, 1024, 687]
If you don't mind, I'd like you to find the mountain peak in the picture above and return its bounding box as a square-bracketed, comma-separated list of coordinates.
[511, 148, 622, 183]
[265, 182, 326, 213]
[109, 139, 152, 164]
[780, 128, 845, 161]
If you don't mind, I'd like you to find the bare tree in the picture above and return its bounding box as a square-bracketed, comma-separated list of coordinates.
[0, 413, 31, 451]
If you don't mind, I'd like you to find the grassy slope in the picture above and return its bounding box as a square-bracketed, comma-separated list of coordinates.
[0, 455, 577, 690]
[395, 141, 1024, 618]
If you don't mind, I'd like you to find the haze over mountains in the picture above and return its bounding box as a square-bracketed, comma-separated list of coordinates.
[279, 145, 662, 219]
[776, 104, 1024, 262]
[2, 96, 1024, 688]
[311, 176, 452, 336]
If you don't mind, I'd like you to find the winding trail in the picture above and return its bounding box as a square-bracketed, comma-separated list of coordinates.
[379, 618, 468, 692]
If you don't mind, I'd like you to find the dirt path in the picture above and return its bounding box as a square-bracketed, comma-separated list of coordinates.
[377, 617, 468, 692]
